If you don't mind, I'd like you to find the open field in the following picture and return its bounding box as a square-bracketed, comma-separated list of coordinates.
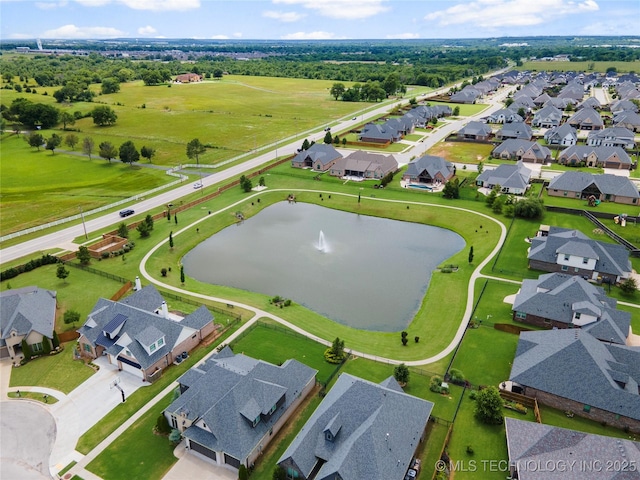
[426, 101, 489, 117]
[427, 140, 494, 164]
[519, 60, 640, 73]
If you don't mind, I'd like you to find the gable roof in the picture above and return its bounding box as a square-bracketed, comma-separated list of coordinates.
[359, 123, 400, 142]
[544, 123, 577, 142]
[404, 155, 453, 179]
[0, 286, 56, 340]
[567, 107, 604, 128]
[548, 171, 639, 199]
[532, 105, 563, 123]
[497, 122, 533, 139]
[167, 348, 317, 463]
[278, 373, 433, 480]
[493, 140, 551, 161]
[476, 161, 532, 190]
[558, 145, 632, 165]
[458, 121, 492, 137]
[614, 110, 640, 127]
[292, 143, 341, 167]
[510, 329, 640, 421]
[333, 151, 398, 176]
[505, 418, 640, 480]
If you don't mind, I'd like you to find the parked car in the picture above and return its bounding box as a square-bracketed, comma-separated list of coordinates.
[119, 209, 134, 217]
[193, 182, 203, 189]
[352, 117, 357, 120]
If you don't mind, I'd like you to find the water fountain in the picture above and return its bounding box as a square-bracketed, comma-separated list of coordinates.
[316, 230, 329, 253]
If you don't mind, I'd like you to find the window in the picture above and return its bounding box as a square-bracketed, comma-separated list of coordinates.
[157, 337, 164, 347]
[83, 343, 92, 353]
[170, 415, 177, 428]
[564, 254, 570, 261]
[286, 468, 299, 479]
[583, 405, 591, 413]
[563, 191, 568, 197]
[582, 257, 589, 264]
[269, 404, 277, 415]
[253, 416, 260, 427]
[32, 342, 43, 352]
[150, 343, 156, 352]
[561, 265, 569, 271]
[515, 312, 527, 320]
[575, 313, 581, 319]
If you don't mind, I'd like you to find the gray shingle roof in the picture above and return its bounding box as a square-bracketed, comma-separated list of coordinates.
[278, 373, 433, 480]
[505, 418, 640, 480]
[0, 286, 56, 340]
[548, 171, 639, 198]
[291, 143, 341, 167]
[458, 121, 492, 137]
[167, 348, 317, 463]
[497, 122, 533, 140]
[510, 329, 640, 421]
[544, 123, 578, 143]
[567, 107, 604, 128]
[476, 161, 532, 190]
[492, 140, 551, 161]
[404, 155, 453, 180]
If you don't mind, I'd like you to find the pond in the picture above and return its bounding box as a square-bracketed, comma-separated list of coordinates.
[183, 202, 465, 331]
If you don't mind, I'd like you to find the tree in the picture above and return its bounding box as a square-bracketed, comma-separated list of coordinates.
[382, 73, 400, 97]
[91, 105, 117, 126]
[64, 133, 79, 150]
[98, 141, 118, 162]
[137, 221, 151, 238]
[468, 246, 474, 263]
[14, 101, 59, 129]
[77, 245, 91, 265]
[620, 277, 637, 296]
[168, 429, 181, 444]
[442, 179, 460, 199]
[45, 133, 62, 154]
[325, 337, 346, 363]
[239, 175, 252, 193]
[52, 331, 60, 349]
[117, 222, 129, 238]
[301, 138, 310, 150]
[21, 339, 32, 360]
[238, 465, 249, 480]
[474, 386, 504, 425]
[259, 176, 265, 187]
[514, 198, 544, 219]
[186, 138, 206, 165]
[144, 214, 154, 231]
[42, 337, 52, 355]
[517, 107, 527, 119]
[119, 140, 140, 165]
[64, 310, 80, 325]
[156, 414, 171, 434]
[272, 466, 287, 480]
[56, 263, 69, 283]
[140, 145, 156, 163]
[60, 111, 76, 130]
[26, 132, 44, 150]
[394, 363, 410, 386]
[485, 185, 500, 206]
[169, 231, 174, 249]
[82, 136, 95, 159]
[330, 82, 345, 100]
[101, 77, 121, 94]
[323, 131, 333, 144]
[180, 265, 185, 284]
[453, 106, 460, 116]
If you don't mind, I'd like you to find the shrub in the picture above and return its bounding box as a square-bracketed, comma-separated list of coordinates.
[474, 386, 504, 425]
[429, 375, 449, 394]
[449, 368, 465, 383]
[161, 268, 168, 277]
[466, 445, 474, 455]
[324, 337, 346, 364]
[64, 310, 81, 325]
[238, 465, 249, 480]
[168, 429, 181, 444]
[101, 251, 110, 259]
[156, 414, 171, 434]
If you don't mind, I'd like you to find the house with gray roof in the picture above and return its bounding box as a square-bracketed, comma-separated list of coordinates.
[557, 145, 632, 170]
[492, 140, 551, 164]
[402, 155, 454, 185]
[450, 89, 479, 104]
[486, 108, 523, 124]
[587, 127, 636, 150]
[509, 329, 640, 434]
[277, 373, 433, 480]
[495, 122, 534, 141]
[359, 122, 401, 144]
[614, 110, 640, 132]
[531, 105, 563, 128]
[548, 171, 639, 206]
[527, 226, 632, 284]
[543, 97, 574, 110]
[457, 121, 492, 141]
[0, 286, 56, 364]
[512, 273, 631, 343]
[576, 96, 601, 110]
[505, 418, 640, 480]
[291, 144, 341, 172]
[78, 285, 218, 381]
[476, 161, 532, 195]
[566, 107, 603, 130]
[329, 151, 398, 180]
[165, 347, 317, 471]
[543, 123, 578, 147]
[610, 99, 639, 115]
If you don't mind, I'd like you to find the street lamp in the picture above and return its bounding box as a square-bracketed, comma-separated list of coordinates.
[79, 207, 88, 239]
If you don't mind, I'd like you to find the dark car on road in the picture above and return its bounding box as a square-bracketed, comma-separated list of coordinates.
[119, 209, 135, 217]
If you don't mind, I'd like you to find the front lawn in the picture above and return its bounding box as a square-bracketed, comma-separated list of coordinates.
[426, 141, 494, 164]
[9, 343, 94, 394]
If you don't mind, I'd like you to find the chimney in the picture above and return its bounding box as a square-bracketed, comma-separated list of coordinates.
[134, 276, 142, 291]
[161, 301, 169, 319]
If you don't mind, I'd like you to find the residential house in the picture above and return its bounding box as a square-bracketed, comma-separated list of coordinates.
[505, 418, 640, 480]
[486, 109, 523, 124]
[508, 329, 640, 434]
[512, 273, 631, 343]
[475, 161, 532, 195]
[557, 145, 632, 169]
[548, 171, 639, 205]
[576, 96, 601, 110]
[610, 99, 639, 115]
[543, 123, 578, 147]
[511, 96, 536, 111]
[450, 87, 480, 104]
[543, 97, 574, 109]
[586, 127, 636, 150]
[291, 144, 341, 171]
[495, 122, 533, 141]
[165, 347, 317, 470]
[277, 373, 433, 480]
[614, 111, 640, 132]
[532, 93, 551, 107]
[359, 123, 401, 144]
[527, 226, 632, 283]
[566, 107, 603, 130]
[492, 140, 551, 164]
[329, 151, 398, 180]
[175, 73, 202, 83]
[78, 285, 218, 381]
[457, 121, 492, 141]
[531, 105, 563, 128]
[0, 286, 56, 363]
[402, 155, 454, 185]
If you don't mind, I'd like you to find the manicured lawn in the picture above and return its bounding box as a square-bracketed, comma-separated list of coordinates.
[420, 421, 450, 479]
[9, 344, 95, 394]
[404, 133, 425, 141]
[539, 404, 638, 440]
[230, 322, 339, 384]
[86, 392, 178, 480]
[7, 391, 59, 404]
[426, 101, 490, 117]
[427, 140, 494, 164]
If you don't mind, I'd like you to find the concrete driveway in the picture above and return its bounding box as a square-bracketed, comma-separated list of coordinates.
[163, 443, 237, 480]
[1, 401, 55, 480]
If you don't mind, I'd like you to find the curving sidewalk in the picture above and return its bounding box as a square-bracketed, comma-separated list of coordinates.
[140, 189, 508, 366]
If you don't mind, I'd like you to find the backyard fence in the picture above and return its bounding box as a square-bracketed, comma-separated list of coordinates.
[160, 290, 242, 322]
[63, 262, 130, 284]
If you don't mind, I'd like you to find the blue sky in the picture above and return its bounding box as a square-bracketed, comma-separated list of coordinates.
[1, 0, 639, 41]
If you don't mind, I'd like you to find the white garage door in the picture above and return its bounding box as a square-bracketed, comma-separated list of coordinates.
[117, 356, 143, 378]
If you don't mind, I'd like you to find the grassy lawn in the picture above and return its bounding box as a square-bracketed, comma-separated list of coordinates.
[86, 392, 178, 480]
[420, 421, 450, 479]
[426, 102, 490, 117]
[230, 321, 339, 384]
[9, 344, 95, 394]
[539, 404, 639, 440]
[0, 134, 171, 235]
[404, 133, 425, 142]
[7, 391, 59, 404]
[427, 141, 494, 164]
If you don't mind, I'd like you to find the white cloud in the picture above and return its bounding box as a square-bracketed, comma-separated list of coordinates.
[137, 25, 157, 35]
[42, 24, 125, 38]
[74, 0, 199, 10]
[424, 0, 599, 28]
[211, 34, 229, 39]
[35, 1, 68, 9]
[386, 32, 420, 39]
[273, 0, 388, 20]
[232, 32, 243, 38]
[263, 10, 306, 22]
[281, 31, 338, 40]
